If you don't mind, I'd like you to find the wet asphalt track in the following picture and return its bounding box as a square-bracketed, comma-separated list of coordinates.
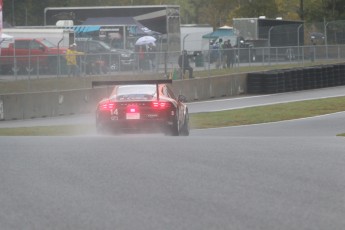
[0, 86, 345, 230]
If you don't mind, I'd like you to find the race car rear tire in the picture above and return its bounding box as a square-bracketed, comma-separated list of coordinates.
[180, 113, 190, 136]
[166, 115, 180, 136]
[171, 124, 179, 136]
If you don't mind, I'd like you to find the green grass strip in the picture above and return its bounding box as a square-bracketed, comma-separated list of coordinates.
[0, 125, 94, 136]
[190, 96, 345, 129]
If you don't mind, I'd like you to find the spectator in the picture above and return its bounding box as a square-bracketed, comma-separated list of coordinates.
[209, 40, 218, 63]
[138, 45, 146, 71]
[224, 40, 234, 68]
[219, 38, 227, 68]
[178, 50, 193, 79]
[147, 42, 156, 71]
[213, 40, 223, 69]
[66, 43, 84, 77]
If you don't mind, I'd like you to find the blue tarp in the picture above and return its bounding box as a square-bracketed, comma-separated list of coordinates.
[73, 26, 101, 34]
[202, 28, 235, 39]
[82, 17, 159, 36]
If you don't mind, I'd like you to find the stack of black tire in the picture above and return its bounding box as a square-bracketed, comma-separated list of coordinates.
[247, 63, 345, 94]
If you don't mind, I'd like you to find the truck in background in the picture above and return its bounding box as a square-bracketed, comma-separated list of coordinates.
[180, 24, 213, 60]
[0, 38, 67, 74]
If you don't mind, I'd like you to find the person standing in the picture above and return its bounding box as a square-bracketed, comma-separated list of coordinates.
[224, 40, 234, 68]
[219, 38, 227, 68]
[178, 50, 193, 79]
[66, 43, 84, 77]
[147, 43, 156, 71]
[138, 45, 145, 71]
[213, 39, 223, 69]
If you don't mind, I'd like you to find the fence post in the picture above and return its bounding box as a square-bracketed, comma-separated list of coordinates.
[164, 51, 167, 77]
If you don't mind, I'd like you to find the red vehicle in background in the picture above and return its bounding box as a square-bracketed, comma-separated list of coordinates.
[0, 38, 67, 74]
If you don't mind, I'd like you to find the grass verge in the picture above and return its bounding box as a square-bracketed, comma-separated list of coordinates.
[0, 125, 94, 136]
[0, 96, 345, 136]
[190, 96, 345, 128]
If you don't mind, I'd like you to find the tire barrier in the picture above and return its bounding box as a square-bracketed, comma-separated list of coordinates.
[247, 63, 345, 94]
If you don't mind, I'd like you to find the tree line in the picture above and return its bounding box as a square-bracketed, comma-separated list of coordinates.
[3, 0, 345, 28]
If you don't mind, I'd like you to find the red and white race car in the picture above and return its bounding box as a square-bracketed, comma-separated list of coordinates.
[92, 80, 190, 136]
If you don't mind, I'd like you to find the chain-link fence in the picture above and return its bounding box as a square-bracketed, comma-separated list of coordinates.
[1, 45, 345, 78]
[1, 20, 345, 81]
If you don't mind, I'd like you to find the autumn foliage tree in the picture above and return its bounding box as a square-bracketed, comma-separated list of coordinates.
[3, 0, 345, 27]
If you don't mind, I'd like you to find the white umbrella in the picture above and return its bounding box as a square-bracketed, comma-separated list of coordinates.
[135, 36, 156, 46]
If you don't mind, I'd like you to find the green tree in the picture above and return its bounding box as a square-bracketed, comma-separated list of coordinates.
[3, 0, 345, 27]
[232, 0, 278, 18]
[275, 0, 300, 20]
[302, 0, 345, 22]
[323, 0, 345, 20]
[3, 0, 69, 26]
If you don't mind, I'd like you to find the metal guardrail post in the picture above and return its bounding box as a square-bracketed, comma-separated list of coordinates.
[164, 51, 167, 77]
[297, 24, 303, 62]
[58, 37, 64, 77]
[268, 26, 274, 66]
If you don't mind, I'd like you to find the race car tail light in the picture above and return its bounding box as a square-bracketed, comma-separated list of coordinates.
[152, 101, 171, 110]
[99, 100, 116, 111]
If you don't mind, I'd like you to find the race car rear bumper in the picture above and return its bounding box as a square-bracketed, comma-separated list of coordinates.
[96, 117, 174, 134]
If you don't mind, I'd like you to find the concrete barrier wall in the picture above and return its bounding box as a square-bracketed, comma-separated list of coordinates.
[172, 74, 246, 101]
[0, 73, 247, 121]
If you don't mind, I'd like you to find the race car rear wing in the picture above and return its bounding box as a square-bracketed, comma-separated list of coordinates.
[92, 79, 173, 101]
[91, 79, 172, 88]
